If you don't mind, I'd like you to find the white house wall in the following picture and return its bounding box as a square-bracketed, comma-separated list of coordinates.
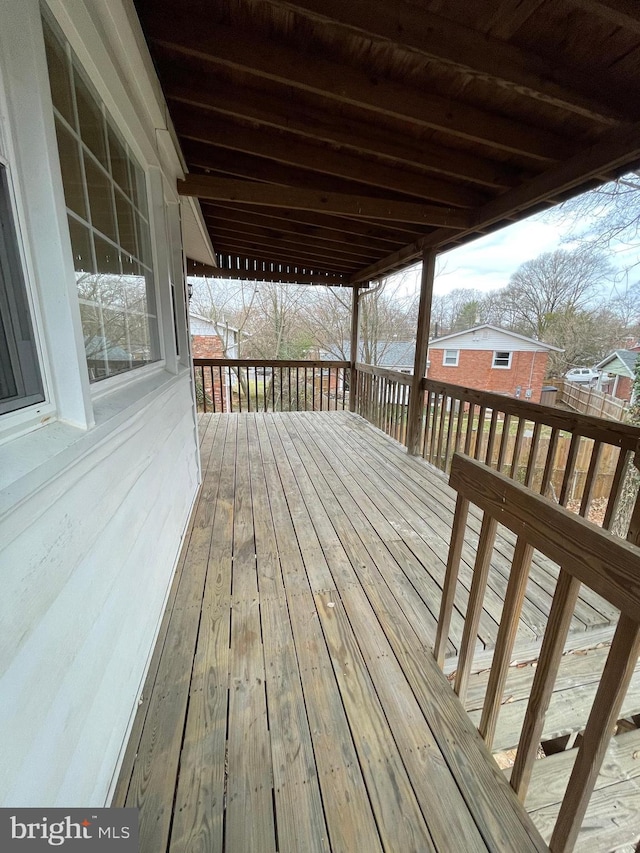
[432, 328, 551, 352]
[0, 0, 200, 806]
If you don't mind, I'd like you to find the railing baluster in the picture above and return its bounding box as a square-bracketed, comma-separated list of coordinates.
[422, 390, 432, 458]
[524, 421, 542, 488]
[464, 403, 475, 455]
[434, 494, 470, 667]
[429, 393, 440, 465]
[510, 417, 525, 480]
[559, 432, 581, 506]
[540, 426, 560, 497]
[229, 367, 234, 413]
[436, 390, 448, 468]
[454, 513, 498, 703]
[219, 366, 224, 412]
[201, 365, 207, 413]
[485, 409, 498, 467]
[474, 405, 486, 461]
[443, 394, 455, 471]
[579, 440, 602, 518]
[550, 616, 640, 853]
[454, 397, 464, 455]
[603, 448, 631, 530]
[478, 537, 534, 748]
[496, 413, 511, 473]
[510, 569, 582, 799]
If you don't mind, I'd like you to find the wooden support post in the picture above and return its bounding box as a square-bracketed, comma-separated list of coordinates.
[406, 248, 436, 455]
[349, 285, 360, 413]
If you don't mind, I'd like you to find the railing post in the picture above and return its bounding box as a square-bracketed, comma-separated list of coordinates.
[406, 248, 436, 455]
[349, 285, 360, 413]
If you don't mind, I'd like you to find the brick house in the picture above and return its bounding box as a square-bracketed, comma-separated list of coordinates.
[427, 325, 561, 403]
[190, 313, 238, 410]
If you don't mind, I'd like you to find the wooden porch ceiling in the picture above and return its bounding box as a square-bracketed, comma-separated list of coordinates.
[134, 0, 640, 284]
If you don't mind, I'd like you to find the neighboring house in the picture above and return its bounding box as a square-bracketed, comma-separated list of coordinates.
[0, 1, 215, 807]
[427, 325, 562, 403]
[189, 313, 239, 411]
[189, 312, 239, 360]
[596, 350, 639, 403]
[324, 340, 416, 373]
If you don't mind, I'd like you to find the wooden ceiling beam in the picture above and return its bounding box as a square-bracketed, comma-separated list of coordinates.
[175, 109, 486, 208]
[205, 201, 423, 244]
[187, 259, 353, 286]
[206, 221, 379, 264]
[149, 16, 572, 161]
[201, 205, 401, 253]
[183, 141, 419, 202]
[351, 119, 640, 282]
[165, 75, 523, 189]
[204, 218, 381, 262]
[569, 0, 640, 35]
[268, 0, 627, 123]
[179, 174, 469, 227]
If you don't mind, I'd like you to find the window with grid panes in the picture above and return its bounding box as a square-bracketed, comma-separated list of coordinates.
[42, 15, 160, 382]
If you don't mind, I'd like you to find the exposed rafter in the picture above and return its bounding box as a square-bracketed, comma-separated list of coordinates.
[187, 259, 355, 286]
[149, 16, 573, 161]
[265, 0, 629, 123]
[175, 108, 486, 207]
[165, 77, 525, 189]
[179, 175, 470, 227]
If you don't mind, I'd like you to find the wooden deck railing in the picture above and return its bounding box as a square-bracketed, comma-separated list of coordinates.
[193, 358, 350, 413]
[355, 362, 412, 443]
[436, 453, 640, 853]
[417, 377, 640, 534]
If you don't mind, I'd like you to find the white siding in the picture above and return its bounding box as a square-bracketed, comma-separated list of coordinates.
[0, 375, 198, 805]
[431, 327, 552, 352]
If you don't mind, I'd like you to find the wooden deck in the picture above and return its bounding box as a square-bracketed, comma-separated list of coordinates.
[114, 412, 626, 852]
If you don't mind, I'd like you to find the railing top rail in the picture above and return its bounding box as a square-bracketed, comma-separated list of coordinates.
[449, 453, 640, 622]
[193, 358, 350, 368]
[355, 362, 413, 385]
[423, 377, 640, 449]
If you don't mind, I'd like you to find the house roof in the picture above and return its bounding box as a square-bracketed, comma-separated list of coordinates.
[189, 312, 239, 334]
[429, 324, 563, 351]
[326, 340, 416, 368]
[596, 349, 639, 377]
[133, 0, 640, 287]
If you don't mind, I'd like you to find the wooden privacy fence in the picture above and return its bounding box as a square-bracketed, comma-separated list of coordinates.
[436, 453, 640, 853]
[193, 358, 350, 413]
[555, 378, 627, 422]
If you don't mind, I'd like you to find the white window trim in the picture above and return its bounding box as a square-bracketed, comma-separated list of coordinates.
[492, 351, 512, 369]
[443, 349, 459, 367]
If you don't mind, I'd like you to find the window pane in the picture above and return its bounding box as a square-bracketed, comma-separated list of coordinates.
[84, 155, 117, 242]
[43, 21, 74, 125]
[74, 71, 108, 168]
[115, 191, 137, 257]
[43, 14, 160, 385]
[54, 119, 87, 219]
[0, 166, 44, 414]
[108, 126, 132, 199]
[67, 216, 94, 272]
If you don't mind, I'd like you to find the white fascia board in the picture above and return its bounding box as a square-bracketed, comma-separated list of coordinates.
[181, 196, 217, 267]
[430, 324, 563, 351]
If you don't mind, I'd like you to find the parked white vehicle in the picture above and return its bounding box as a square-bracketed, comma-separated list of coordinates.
[565, 367, 600, 384]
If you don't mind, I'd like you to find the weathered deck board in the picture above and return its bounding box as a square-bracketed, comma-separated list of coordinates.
[115, 412, 622, 853]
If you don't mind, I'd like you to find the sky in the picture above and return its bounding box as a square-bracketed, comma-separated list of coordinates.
[391, 202, 639, 300]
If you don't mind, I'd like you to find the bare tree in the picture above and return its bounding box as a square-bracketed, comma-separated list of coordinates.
[503, 248, 612, 340]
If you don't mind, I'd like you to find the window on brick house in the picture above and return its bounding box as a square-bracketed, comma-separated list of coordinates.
[443, 349, 459, 366]
[493, 351, 512, 368]
[43, 15, 160, 383]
